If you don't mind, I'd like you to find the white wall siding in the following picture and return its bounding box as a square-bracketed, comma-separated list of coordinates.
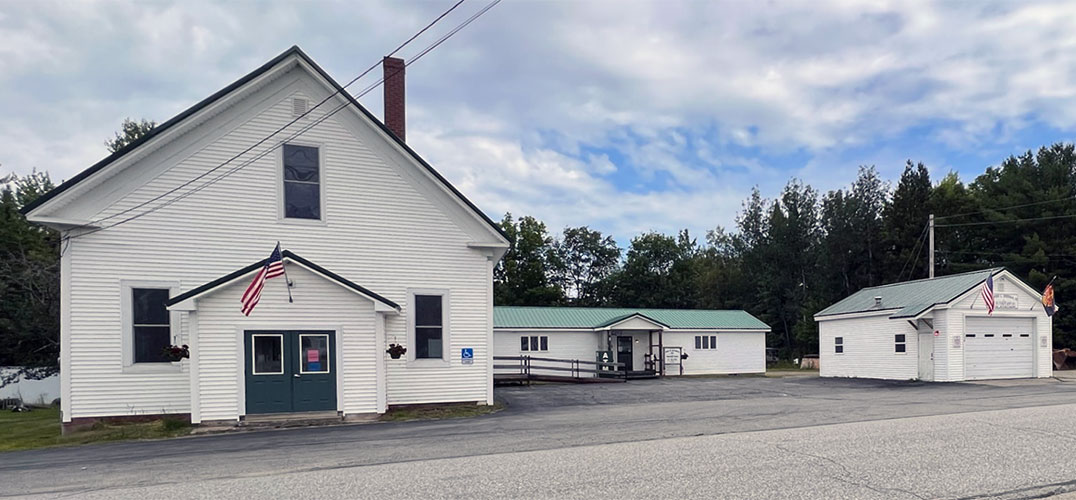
[665, 331, 766, 375]
[494, 331, 601, 377]
[819, 314, 918, 380]
[193, 264, 378, 422]
[60, 71, 494, 418]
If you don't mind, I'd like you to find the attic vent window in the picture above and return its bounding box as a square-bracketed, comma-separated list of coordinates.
[292, 98, 309, 117]
[874, 296, 883, 308]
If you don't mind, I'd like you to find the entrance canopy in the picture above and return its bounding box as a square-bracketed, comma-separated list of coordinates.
[166, 250, 400, 313]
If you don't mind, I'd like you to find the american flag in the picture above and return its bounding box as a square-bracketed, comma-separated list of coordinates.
[241, 243, 286, 316]
[981, 274, 995, 315]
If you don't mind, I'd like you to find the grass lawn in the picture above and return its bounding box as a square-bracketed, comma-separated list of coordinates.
[380, 402, 504, 422]
[0, 406, 192, 453]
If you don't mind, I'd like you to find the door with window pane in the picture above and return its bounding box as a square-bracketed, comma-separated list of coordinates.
[244, 330, 337, 414]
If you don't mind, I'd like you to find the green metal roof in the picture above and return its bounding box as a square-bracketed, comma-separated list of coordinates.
[814, 267, 1003, 319]
[493, 306, 770, 330]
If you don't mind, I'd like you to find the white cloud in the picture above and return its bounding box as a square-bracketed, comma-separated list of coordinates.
[4, 0, 1076, 242]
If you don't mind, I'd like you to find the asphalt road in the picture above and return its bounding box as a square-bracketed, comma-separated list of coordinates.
[4, 374, 1076, 499]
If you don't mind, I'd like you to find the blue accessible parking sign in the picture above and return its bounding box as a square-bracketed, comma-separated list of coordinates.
[461, 348, 474, 365]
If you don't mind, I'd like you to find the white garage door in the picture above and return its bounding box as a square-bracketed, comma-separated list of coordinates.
[964, 317, 1034, 380]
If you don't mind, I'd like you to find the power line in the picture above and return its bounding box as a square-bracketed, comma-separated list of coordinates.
[89, 0, 468, 228]
[935, 195, 1076, 220]
[65, 0, 501, 243]
[896, 222, 929, 282]
[934, 213, 1076, 228]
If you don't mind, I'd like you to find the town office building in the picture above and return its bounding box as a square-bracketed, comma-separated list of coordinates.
[21, 47, 511, 429]
[494, 307, 770, 377]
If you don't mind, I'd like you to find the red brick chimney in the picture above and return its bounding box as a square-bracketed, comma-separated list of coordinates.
[382, 56, 405, 142]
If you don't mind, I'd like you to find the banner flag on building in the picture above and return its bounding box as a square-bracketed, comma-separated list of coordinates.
[240, 243, 289, 316]
[1042, 278, 1057, 317]
[981, 274, 995, 315]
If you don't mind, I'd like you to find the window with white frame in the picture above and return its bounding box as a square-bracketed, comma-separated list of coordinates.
[695, 335, 718, 350]
[410, 291, 448, 360]
[894, 334, 906, 353]
[282, 144, 320, 219]
[520, 336, 548, 352]
[132, 288, 172, 363]
[835, 336, 844, 354]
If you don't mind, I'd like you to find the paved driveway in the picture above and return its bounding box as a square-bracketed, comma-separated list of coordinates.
[4, 374, 1076, 499]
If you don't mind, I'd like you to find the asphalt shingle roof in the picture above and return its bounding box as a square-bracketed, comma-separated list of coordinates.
[814, 267, 1002, 319]
[493, 306, 770, 330]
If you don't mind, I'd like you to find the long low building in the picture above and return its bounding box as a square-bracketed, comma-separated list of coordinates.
[814, 268, 1054, 382]
[493, 306, 770, 377]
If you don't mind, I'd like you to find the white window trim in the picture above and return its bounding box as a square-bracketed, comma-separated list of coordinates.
[520, 335, 548, 352]
[894, 334, 908, 355]
[834, 336, 844, 355]
[251, 334, 285, 375]
[121, 280, 182, 373]
[298, 333, 331, 374]
[694, 335, 718, 350]
[277, 140, 329, 226]
[407, 288, 450, 366]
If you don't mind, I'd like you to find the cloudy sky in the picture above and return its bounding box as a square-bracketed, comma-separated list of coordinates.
[3, 0, 1076, 242]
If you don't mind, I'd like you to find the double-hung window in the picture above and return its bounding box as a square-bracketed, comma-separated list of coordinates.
[132, 288, 172, 363]
[835, 337, 844, 354]
[695, 335, 717, 350]
[894, 334, 907, 353]
[414, 294, 444, 359]
[282, 144, 320, 220]
[520, 336, 548, 352]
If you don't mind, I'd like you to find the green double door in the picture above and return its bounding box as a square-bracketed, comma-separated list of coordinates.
[244, 330, 337, 415]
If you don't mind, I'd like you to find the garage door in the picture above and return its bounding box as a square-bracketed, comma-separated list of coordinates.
[964, 317, 1034, 380]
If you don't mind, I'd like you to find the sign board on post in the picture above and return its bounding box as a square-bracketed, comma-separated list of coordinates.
[663, 347, 683, 376]
[461, 348, 474, 365]
[596, 350, 613, 371]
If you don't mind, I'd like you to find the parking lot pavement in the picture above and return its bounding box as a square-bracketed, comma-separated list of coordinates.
[4, 375, 1076, 498]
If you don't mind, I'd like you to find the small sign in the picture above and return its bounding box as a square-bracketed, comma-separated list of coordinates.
[461, 348, 474, 365]
[952, 335, 962, 349]
[307, 362, 321, 371]
[1041, 336, 1049, 348]
[664, 347, 682, 366]
[307, 349, 319, 362]
[995, 293, 1019, 310]
[596, 350, 613, 371]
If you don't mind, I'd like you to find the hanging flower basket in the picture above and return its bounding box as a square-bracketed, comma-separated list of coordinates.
[161, 344, 190, 362]
[386, 343, 407, 359]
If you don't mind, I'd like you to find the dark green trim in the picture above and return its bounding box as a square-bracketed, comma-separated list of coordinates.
[165, 249, 399, 310]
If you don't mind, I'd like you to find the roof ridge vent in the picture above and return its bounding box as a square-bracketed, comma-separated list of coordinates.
[873, 296, 883, 308]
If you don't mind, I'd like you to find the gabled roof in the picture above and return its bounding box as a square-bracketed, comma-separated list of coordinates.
[165, 249, 399, 312]
[814, 267, 1003, 320]
[596, 312, 671, 329]
[494, 306, 770, 330]
[22, 46, 508, 244]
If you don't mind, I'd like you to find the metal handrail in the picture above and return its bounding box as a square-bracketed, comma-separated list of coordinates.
[493, 355, 626, 379]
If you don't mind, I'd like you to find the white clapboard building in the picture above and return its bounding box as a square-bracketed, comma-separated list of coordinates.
[493, 307, 770, 377]
[21, 47, 510, 429]
[814, 268, 1053, 381]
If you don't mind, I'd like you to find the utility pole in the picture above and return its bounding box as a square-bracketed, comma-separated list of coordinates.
[928, 213, 935, 279]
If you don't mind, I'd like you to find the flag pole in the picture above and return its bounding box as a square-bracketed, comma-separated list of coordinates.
[279, 241, 294, 303]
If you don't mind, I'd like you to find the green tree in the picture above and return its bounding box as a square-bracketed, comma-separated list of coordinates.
[493, 213, 563, 305]
[883, 161, 932, 281]
[551, 226, 621, 306]
[0, 170, 60, 385]
[105, 118, 156, 153]
[607, 230, 699, 308]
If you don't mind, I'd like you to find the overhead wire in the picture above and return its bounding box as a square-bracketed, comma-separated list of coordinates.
[63, 0, 501, 244]
[87, 0, 468, 228]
